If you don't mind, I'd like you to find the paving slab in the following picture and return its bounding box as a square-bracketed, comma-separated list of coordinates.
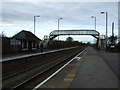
[70, 47, 118, 88]
[98, 50, 119, 77]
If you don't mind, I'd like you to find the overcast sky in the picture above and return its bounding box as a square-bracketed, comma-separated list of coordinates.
[1, 1, 118, 43]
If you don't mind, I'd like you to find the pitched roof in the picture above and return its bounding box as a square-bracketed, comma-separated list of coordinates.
[12, 30, 41, 41]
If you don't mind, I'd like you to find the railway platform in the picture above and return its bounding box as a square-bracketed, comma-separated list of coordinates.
[36, 47, 118, 89]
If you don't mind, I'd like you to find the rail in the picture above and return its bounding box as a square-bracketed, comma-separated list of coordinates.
[2, 46, 86, 89]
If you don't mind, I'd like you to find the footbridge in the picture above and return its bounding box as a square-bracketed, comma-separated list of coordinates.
[49, 30, 100, 40]
[42, 29, 101, 48]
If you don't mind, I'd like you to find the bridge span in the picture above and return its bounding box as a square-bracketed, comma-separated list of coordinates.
[43, 29, 101, 48]
[49, 30, 100, 40]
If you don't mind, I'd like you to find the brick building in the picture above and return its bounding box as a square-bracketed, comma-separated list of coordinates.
[2, 30, 41, 55]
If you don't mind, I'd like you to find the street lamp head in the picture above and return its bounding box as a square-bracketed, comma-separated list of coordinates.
[91, 16, 94, 18]
[60, 18, 62, 19]
[101, 12, 105, 14]
[36, 15, 40, 17]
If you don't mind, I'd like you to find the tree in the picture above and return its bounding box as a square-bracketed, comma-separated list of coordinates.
[66, 37, 73, 42]
[0, 31, 6, 37]
[87, 42, 91, 45]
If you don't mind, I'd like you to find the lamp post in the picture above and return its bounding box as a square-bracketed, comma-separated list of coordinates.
[101, 11, 108, 52]
[58, 18, 62, 41]
[34, 15, 40, 35]
[91, 16, 96, 30]
[112, 22, 114, 44]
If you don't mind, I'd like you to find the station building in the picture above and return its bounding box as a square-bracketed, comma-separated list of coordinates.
[2, 30, 41, 55]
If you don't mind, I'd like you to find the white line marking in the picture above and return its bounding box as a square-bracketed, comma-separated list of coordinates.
[75, 57, 81, 61]
[32, 47, 88, 90]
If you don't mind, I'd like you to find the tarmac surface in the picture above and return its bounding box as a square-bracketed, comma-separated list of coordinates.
[38, 47, 118, 88]
[98, 50, 119, 77]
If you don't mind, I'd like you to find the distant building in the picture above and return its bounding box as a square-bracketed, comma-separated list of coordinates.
[117, 18, 120, 51]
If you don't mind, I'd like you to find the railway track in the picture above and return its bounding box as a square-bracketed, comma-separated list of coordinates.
[2, 46, 87, 90]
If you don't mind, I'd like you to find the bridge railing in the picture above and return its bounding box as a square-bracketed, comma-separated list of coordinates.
[50, 30, 99, 36]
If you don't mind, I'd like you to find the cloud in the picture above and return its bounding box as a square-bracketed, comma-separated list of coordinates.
[1, 2, 118, 40]
[2, 2, 118, 24]
[3, 0, 119, 2]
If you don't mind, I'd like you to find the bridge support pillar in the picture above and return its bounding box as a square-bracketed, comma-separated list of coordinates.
[96, 35, 101, 50]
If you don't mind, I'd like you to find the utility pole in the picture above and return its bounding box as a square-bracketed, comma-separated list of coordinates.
[112, 22, 114, 44]
[58, 18, 62, 41]
[101, 12, 108, 53]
